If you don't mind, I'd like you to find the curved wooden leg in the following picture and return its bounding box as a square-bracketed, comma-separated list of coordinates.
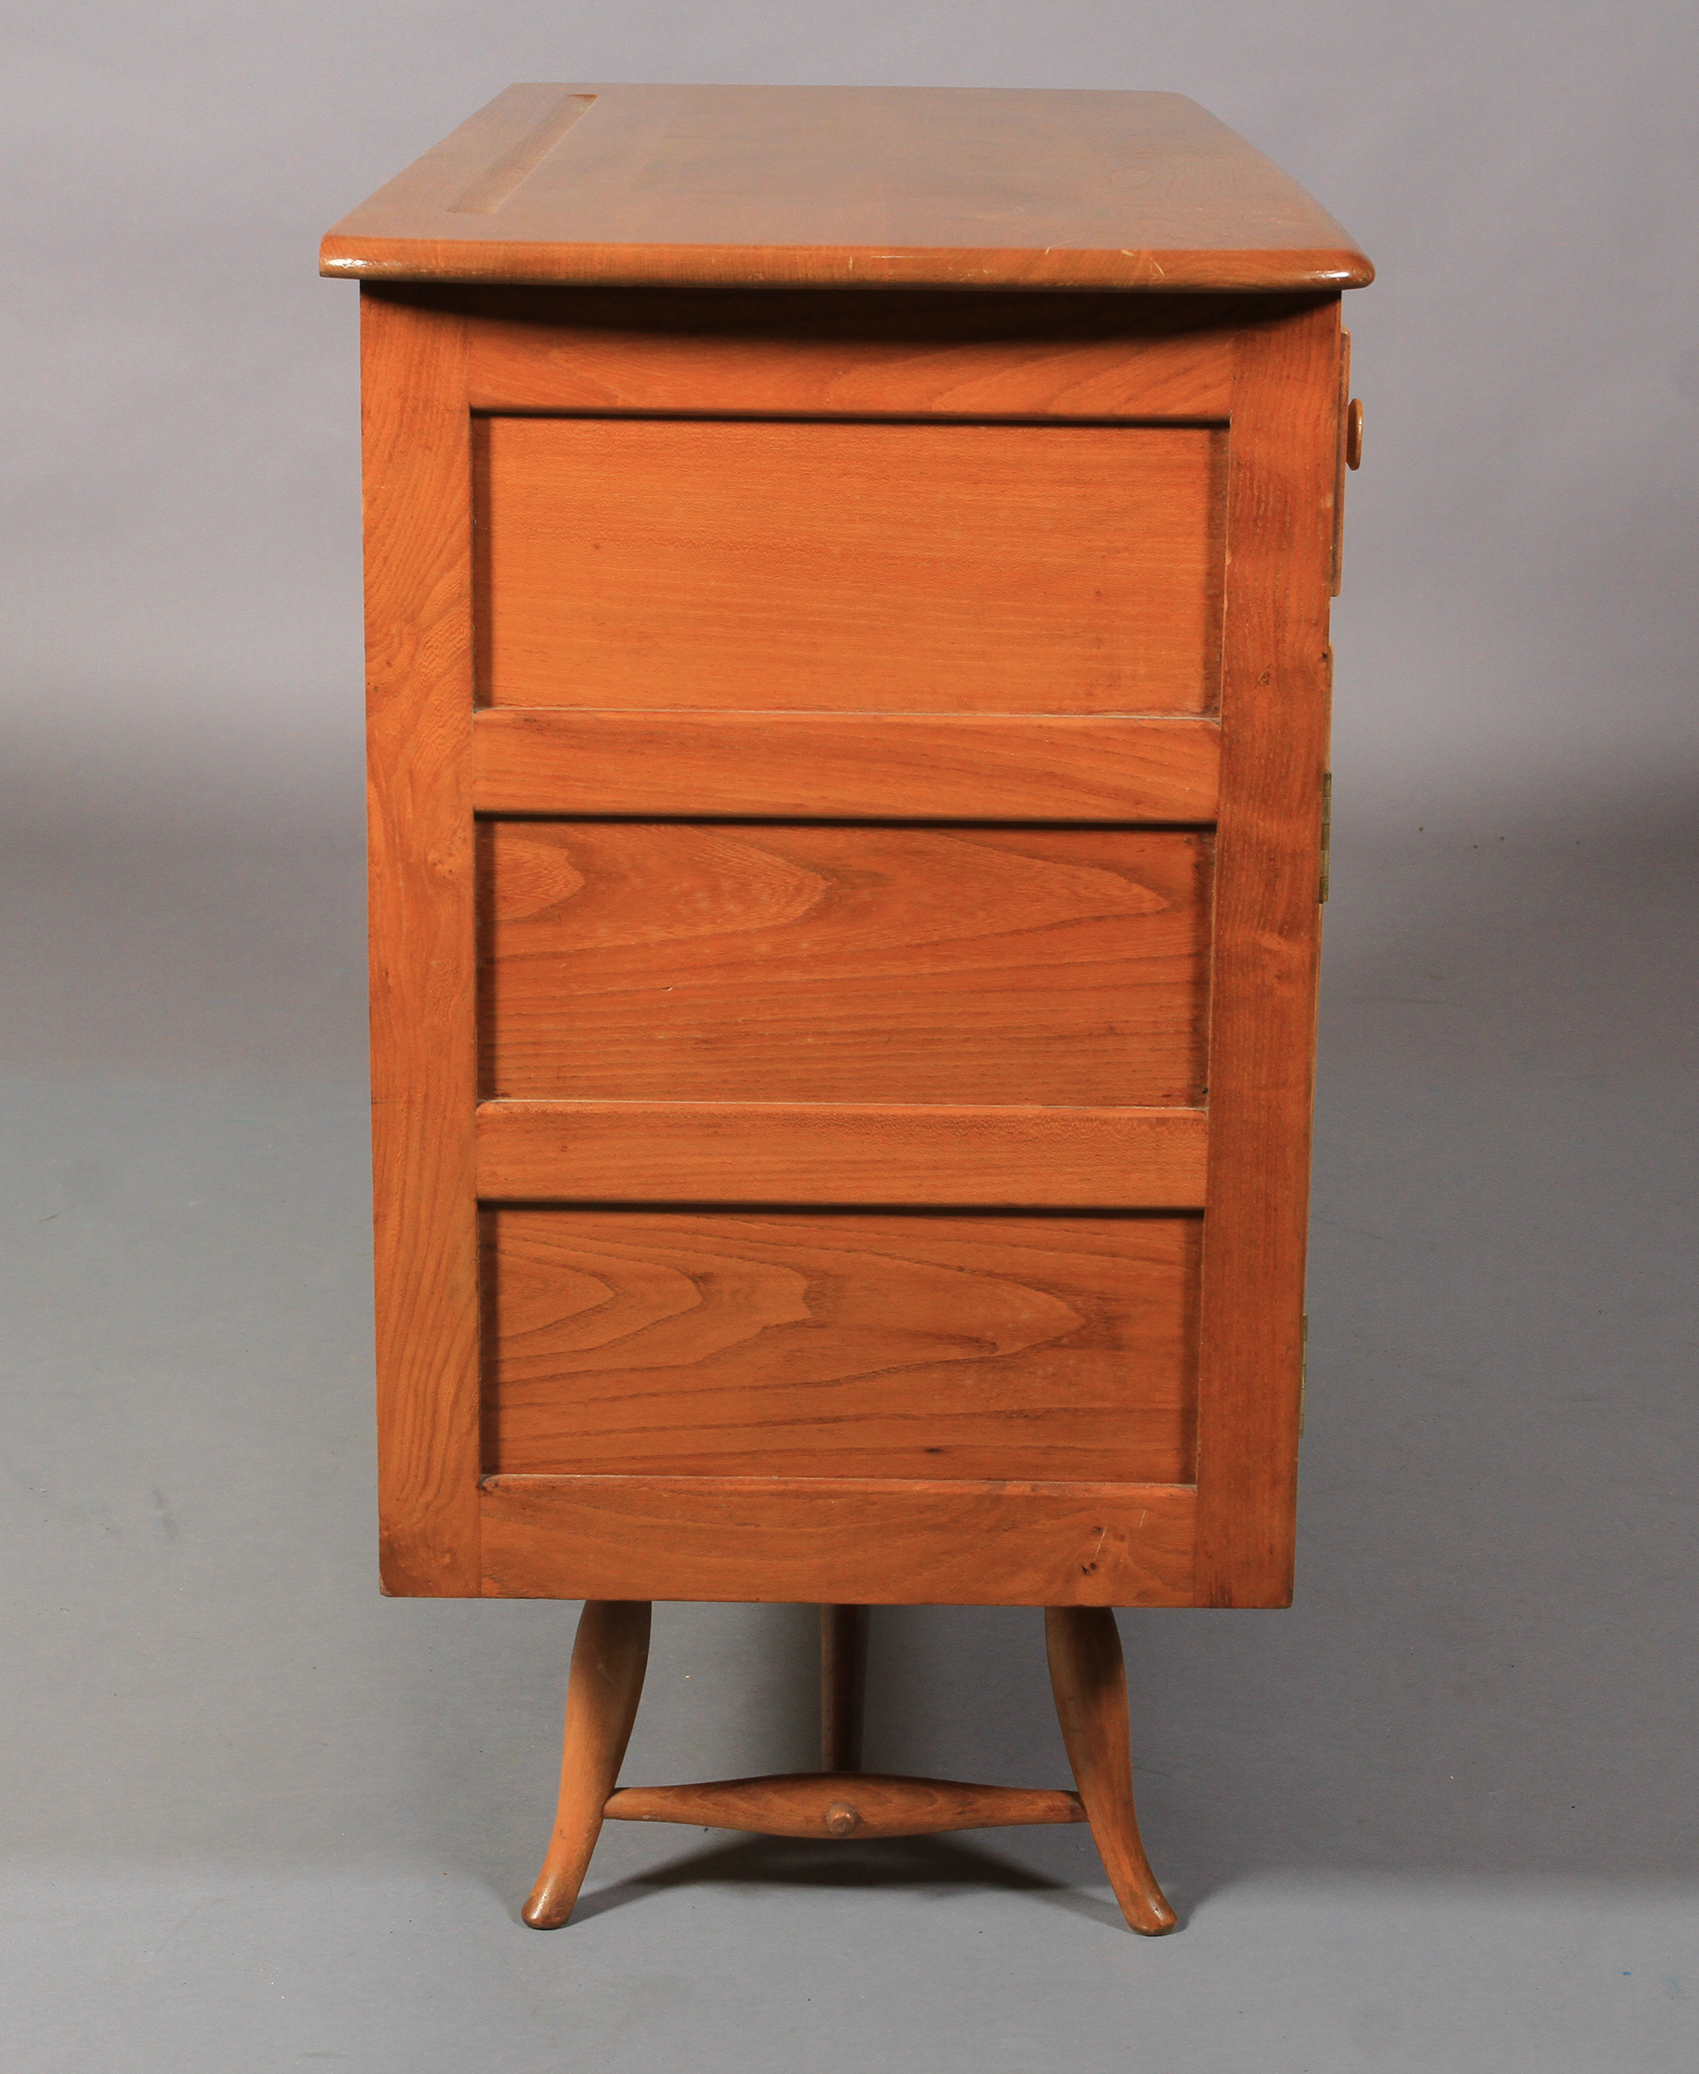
[1044, 1607, 1177, 1934]
[523, 1600, 652, 1929]
[820, 1605, 870, 1772]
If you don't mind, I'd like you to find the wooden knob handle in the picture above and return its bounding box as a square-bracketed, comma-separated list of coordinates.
[1346, 397, 1364, 470]
[824, 1801, 861, 1836]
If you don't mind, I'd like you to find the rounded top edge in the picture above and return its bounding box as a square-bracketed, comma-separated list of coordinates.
[319, 235, 1375, 294]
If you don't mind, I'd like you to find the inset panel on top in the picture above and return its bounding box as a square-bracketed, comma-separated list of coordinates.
[478, 821, 1212, 1106]
[474, 417, 1225, 711]
[481, 1208, 1199, 1483]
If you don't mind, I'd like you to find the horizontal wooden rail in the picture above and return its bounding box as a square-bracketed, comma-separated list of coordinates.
[472, 710, 1221, 821]
[475, 1100, 1209, 1207]
[605, 1772, 1086, 1839]
[457, 296, 1239, 417]
[480, 1475, 1198, 1604]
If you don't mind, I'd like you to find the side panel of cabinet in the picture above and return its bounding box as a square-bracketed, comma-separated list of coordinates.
[362, 286, 1340, 1608]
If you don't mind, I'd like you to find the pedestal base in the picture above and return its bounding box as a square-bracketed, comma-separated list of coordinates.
[523, 1602, 1175, 1935]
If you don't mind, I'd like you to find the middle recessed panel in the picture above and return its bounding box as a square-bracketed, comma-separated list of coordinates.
[479, 821, 1211, 1106]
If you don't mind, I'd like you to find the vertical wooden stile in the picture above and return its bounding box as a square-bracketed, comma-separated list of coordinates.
[1192, 296, 1340, 1607]
[361, 287, 482, 1594]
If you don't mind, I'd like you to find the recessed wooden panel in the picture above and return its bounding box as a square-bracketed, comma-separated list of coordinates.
[475, 417, 1225, 712]
[478, 822, 1212, 1105]
[482, 1209, 1199, 1482]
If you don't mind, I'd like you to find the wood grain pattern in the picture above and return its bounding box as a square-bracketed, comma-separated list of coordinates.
[320, 85, 1373, 292]
[1191, 298, 1339, 1608]
[604, 1772, 1085, 1838]
[361, 287, 482, 1596]
[478, 822, 1212, 1105]
[474, 1101, 1210, 1208]
[471, 711, 1221, 822]
[474, 416, 1225, 713]
[1045, 1606, 1176, 1932]
[481, 1210, 1200, 1482]
[523, 1599, 651, 1928]
[480, 1476, 1197, 1605]
[462, 286, 1236, 418]
[448, 89, 597, 215]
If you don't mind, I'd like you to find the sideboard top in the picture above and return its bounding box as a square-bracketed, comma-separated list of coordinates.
[319, 84, 1373, 294]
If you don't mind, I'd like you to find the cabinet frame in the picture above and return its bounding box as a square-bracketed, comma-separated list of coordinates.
[359, 283, 1340, 1609]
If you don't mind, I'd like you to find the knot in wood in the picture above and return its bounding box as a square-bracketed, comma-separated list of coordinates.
[824, 1801, 860, 1836]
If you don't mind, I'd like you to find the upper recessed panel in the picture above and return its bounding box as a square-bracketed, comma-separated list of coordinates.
[475, 415, 1224, 714]
[321, 84, 1373, 292]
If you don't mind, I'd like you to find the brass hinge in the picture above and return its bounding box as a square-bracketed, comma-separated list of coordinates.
[1299, 1314, 1310, 1437]
[1319, 772, 1332, 903]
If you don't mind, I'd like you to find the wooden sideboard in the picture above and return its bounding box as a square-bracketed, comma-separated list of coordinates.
[323, 83, 1371, 1933]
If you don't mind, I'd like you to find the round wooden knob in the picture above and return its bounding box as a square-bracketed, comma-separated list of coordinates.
[1346, 397, 1364, 470]
[824, 1801, 861, 1836]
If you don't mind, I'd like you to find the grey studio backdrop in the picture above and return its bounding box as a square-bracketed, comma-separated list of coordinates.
[3, 5, 1696, 2070]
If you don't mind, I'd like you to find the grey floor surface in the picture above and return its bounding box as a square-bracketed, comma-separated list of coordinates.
[2, 789, 1695, 2071]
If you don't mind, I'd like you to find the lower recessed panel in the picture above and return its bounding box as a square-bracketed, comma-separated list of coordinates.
[481, 1207, 1199, 1483]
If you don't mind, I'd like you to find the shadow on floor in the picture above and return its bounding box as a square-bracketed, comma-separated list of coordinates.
[558, 1830, 1131, 1935]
